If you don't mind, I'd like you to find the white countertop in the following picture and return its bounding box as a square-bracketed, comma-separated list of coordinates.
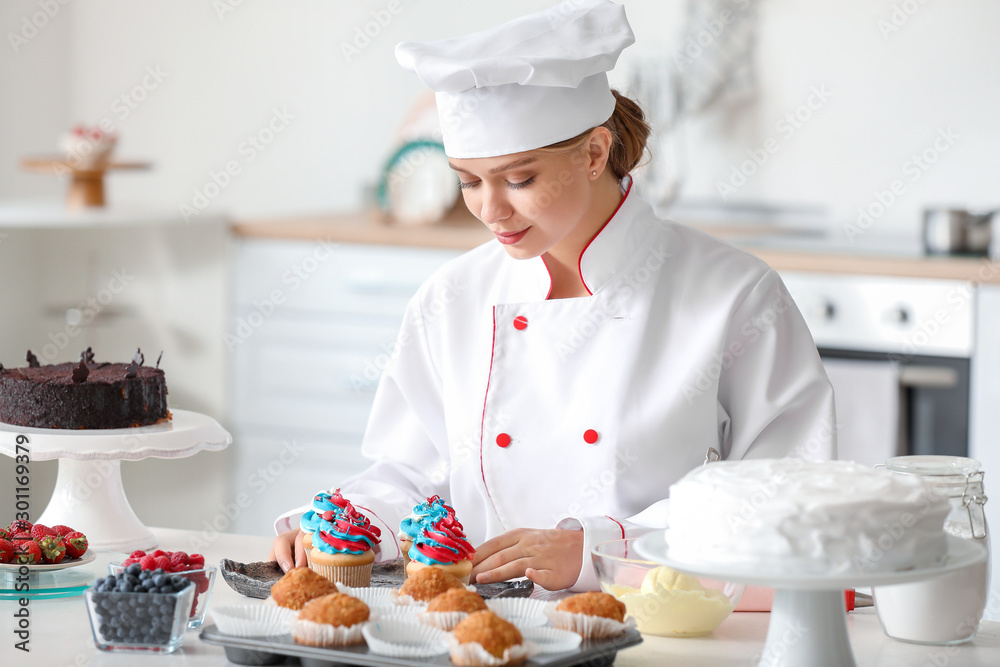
[5, 527, 999, 666]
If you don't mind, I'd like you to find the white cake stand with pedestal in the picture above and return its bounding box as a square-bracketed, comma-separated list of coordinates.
[0, 410, 231, 552]
[635, 532, 987, 667]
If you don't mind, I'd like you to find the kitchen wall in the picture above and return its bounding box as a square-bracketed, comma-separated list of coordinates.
[2, 1, 999, 539]
[2, 0, 998, 232]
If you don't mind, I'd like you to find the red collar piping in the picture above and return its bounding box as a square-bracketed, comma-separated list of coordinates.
[576, 178, 633, 296]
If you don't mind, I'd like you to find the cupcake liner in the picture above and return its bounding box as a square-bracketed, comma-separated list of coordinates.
[419, 610, 469, 631]
[518, 626, 582, 654]
[308, 560, 373, 588]
[544, 604, 635, 639]
[363, 617, 449, 657]
[336, 583, 398, 609]
[389, 589, 431, 609]
[447, 635, 533, 667]
[486, 598, 549, 627]
[290, 618, 367, 647]
[210, 605, 297, 637]
[372, 606, 425, 621]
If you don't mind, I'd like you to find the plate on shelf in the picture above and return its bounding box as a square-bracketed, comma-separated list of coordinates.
[0, 549, 96, 573]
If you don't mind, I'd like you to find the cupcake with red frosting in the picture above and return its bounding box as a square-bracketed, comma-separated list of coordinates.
[405, 509, 476, 584]
[308, 489, 381, 587]
[398, 495, 458, 570]
[301, 489, 350, 551]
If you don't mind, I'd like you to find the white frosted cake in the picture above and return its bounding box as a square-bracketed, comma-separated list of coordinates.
[665, 459, 950, 574]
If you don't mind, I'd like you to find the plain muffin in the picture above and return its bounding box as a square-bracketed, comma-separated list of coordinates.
[269, 567, 340, 610]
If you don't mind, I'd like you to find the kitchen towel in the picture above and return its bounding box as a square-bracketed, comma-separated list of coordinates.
[822, 358, 902, 468]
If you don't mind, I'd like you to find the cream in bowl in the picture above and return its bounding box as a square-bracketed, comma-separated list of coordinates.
[592, 538, 743, 637]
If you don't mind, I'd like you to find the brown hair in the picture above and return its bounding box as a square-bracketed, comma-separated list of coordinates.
[536, 89, 651, 181]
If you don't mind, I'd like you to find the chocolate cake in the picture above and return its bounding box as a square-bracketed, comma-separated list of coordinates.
[0, 348, 169, 429]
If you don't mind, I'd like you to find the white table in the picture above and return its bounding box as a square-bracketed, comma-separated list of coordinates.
[3, 528, 998, 666]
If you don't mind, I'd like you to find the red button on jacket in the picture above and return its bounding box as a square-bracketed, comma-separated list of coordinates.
[496, 433, 512, 448]
[513, 316, 528, 330]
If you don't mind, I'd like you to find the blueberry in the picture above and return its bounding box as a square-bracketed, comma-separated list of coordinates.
[118, 582, 133, 593]
[152, 574, 167, 587]
[127, 563, 142, 576]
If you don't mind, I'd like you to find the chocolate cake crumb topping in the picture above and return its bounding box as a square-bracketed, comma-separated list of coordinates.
[26, 350, 40, 368]
[155, 351, 163, 369]
[80, 347, 95, 364]
[72, 360, 90, 383]
[132, 348, 144, 366]
[125, 360, 139, 379]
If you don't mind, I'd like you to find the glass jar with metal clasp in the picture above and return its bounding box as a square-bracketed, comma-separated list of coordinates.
[871, 455, 990, 645]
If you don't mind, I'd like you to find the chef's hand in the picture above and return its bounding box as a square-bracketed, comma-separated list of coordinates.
[268, 528, 308, 573]
[470, 528, 583, 591]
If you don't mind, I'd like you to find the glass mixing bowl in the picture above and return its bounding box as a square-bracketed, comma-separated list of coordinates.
[592, 537, 744, 637]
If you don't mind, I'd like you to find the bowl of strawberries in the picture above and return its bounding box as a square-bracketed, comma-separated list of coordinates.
[109, 549, 216, 629]
[0, 519, 93, 571]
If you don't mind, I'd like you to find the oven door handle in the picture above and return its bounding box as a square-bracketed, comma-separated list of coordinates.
[898, 365, 959, 389]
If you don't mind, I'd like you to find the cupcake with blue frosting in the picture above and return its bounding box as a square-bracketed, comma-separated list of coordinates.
[398, 495, 455, 569]
[308, 489, 381, 587]
[406, 506, 476, 584]
[300, 489, 349, 551]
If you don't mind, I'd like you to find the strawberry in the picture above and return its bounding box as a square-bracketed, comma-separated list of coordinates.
[0, 539, 14, 564]
[8, 519, 32, 534]
[12, 531, 33, 543]
[37, 536, 65, 564]
[30, 524, 55, 541]
[153, 555, 171, 571]
[0, 528, 10, 541]
[14, 540, 41, 565]
[64, 532, 88, 559]
[51, 525, 75, 537]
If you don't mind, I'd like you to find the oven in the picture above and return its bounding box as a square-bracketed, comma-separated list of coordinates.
[780, 272, 975, 468]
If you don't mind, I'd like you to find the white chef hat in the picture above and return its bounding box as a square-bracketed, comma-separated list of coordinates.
[395, 0, 635, 159]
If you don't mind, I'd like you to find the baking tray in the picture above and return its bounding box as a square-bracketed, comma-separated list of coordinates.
[220, 558, 534, 600]
[199, 624, 642, 667]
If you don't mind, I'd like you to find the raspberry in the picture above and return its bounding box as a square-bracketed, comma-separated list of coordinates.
[154, 556, 171, 571]
[129, 550, 147, 560]
[122, 558, 135, 567]
[189, 553, 205, 568]
[139, 554, 157, 570]
[150, 550, 166, 558]
[169, 552, 189, 571]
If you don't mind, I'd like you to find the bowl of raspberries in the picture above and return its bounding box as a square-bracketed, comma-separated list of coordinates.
[109, 549, 215, 629]
[0, 519, 91, 569]
[85, 566, 195, 654]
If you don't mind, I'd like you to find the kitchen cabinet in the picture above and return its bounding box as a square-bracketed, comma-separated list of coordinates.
[227, 238, 461, 534]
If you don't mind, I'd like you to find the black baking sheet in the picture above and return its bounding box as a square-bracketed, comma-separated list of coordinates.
[199, 625, 642, 667]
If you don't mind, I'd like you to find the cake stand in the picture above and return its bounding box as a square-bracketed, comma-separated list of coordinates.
[0, 410, 231, 551]
[635, 532, 987, 667]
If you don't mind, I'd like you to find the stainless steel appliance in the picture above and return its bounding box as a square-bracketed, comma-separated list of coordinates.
[923, 207, 996, 256]
[781, 272, 975, 466]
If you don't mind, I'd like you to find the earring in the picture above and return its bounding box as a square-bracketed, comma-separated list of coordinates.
[592, 171, 597, 176]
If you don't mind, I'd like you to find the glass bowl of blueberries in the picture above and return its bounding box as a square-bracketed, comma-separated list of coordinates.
[108, 557, 217, 629]
[85, 566, 196, 654]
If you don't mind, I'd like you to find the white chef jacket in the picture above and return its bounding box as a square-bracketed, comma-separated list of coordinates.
[275, 179, 837, 591]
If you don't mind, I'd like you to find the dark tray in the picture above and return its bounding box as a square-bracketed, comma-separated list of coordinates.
[220, 559, 533, 600]
[199, 624, 642, 667]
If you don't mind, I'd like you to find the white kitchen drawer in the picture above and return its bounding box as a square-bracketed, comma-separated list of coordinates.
[226, 429, 372, 535]
[230, 316, 403, 434]
[233, 240, 461, 317]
